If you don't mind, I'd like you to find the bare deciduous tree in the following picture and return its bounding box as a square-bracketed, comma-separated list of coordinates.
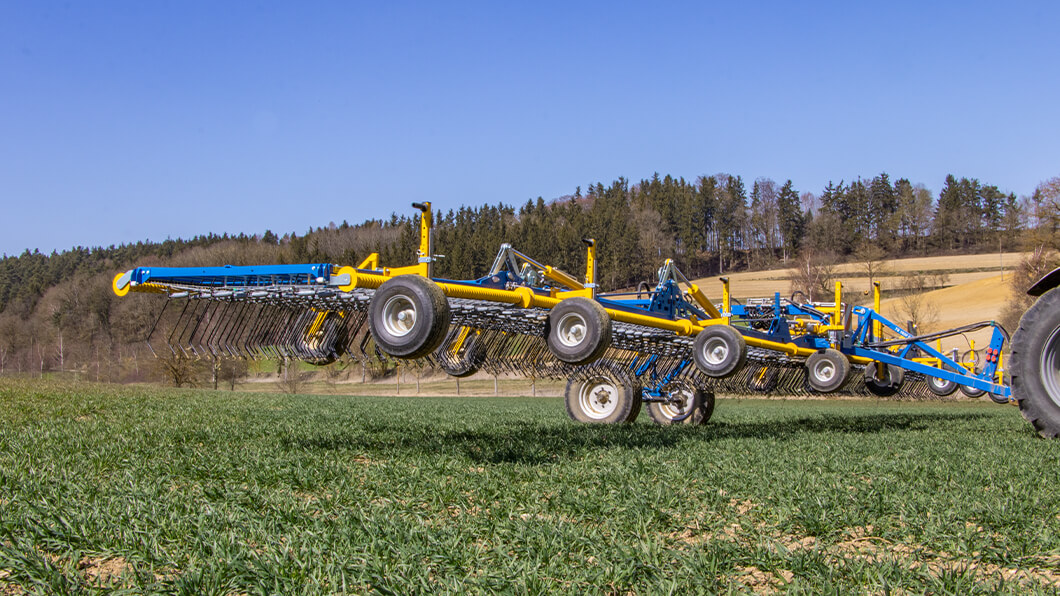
[789, 248, 837, 302]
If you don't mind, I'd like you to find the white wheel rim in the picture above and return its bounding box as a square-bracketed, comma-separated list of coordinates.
[578, 376, 619, 420]
[557, 312, 588, 348]
[382, 295, 417, 337]
[702, 337, 729, 366]
[813, 359, 836, 383]
[1041, 326, 1060, 408]
[931, 377, 950, 389]
[659, 384, 694, 420]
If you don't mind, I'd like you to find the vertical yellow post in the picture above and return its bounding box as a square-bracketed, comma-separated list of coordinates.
[997, 351, 1004, 384]
[583, 238, 596, 297]
[415, 202, 432, 277]
[873, 282, 882, 341]
[721, 277, 731, 322]
[968, 339, 976, 374]
[833, 281, 843, 328]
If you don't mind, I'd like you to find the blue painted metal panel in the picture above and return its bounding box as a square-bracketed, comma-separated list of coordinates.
[131, 264, 334, 288]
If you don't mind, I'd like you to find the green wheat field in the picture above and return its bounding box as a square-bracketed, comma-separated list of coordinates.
[2, 379, 1060, 594]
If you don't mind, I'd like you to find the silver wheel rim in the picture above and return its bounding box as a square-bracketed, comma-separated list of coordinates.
[1040, 326, 1060, 408]
[557, 312, 588, 348]
[578, 376, 619, 420]
[813, 359, 836, 383]
[660, 384, 694, 421]
[382, 295, 417, 337]
[931, 376, 950, 389]
[702, 337, 730, 366]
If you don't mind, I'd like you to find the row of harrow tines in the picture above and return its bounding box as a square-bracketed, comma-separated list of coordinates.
[112, 202, 1010, 425]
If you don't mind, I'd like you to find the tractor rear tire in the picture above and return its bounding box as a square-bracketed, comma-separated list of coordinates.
[647, 380, 714, 425]
[368, 276, 451, 359]
[692, 325, 747, 378]
[546, 298, 612, 366]
[864, 363, 904, 397]
[565, 366, 637, 424]
[1010, 286, 1060, 437]
[805, 349, 850, 393]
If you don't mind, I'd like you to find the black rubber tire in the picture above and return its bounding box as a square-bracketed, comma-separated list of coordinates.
[622, 370, 643, 423]
[564, 366, 637, 424]
[647, 380, 715, 425]
[368, 275, 451, 359]
[925, 375, 959, 397]
[546, 298, 612, 366]
[863, 363, 905, 397]
[692, 325, 748, 378]
[805, 349, 850, 393]
[1011, 286, 1060, 437]
[960, 385, 985, 399]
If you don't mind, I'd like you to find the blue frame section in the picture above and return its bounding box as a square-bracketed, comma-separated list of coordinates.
[129, 264, 335, 288]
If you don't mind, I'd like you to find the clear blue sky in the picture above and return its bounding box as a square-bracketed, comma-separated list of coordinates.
[2, 1, 1058, 256]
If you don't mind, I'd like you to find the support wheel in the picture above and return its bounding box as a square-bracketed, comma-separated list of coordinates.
[368, 275, 451, 359]
[565, 366, 637, 424]
[647, 380, 714, 425]
[1011, 285, 1060, 437]
[926, 375, 958, 397]
[805, 349, 850, 393]
[960, 385, 985, 399]
[692, 326, 747, 378]
[547, 298, 612, 366]
[863, 363, 904, 397]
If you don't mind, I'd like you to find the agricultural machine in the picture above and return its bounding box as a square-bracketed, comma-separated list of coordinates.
[110, 203, 1060, 437]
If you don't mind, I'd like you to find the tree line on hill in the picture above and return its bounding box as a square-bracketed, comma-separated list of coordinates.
[0, 172, 1057, 384]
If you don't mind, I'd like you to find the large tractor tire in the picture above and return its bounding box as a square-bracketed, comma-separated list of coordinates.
[368, 275, 451, 359]
[1010, 285, 1060, 437]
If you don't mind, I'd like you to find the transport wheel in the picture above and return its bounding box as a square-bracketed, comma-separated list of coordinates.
[647, 380, 714, 426]
[625, 372, 643, 423]
[805, 349, 850, 393]
[692, 325, 748, 378]
[863, 363, 904, 397]
[1011, 286, 1060, 437]
[565, 366, 637, 424]
[926, 375, 959, 397]
[547, 298, 612, 366]
[368, 275, 451, 359]
[960, 385, 985, 399]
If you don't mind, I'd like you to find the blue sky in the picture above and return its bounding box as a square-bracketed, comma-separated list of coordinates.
[1, 1, 1058, 256]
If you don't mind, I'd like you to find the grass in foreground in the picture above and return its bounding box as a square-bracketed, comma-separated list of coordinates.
[1, 379, 1059, 594]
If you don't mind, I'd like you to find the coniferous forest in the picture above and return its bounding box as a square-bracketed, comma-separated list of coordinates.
[1, 172, 1058, 383]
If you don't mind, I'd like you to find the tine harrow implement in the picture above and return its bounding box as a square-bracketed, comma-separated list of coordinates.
[111, 201, 1060, 436]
